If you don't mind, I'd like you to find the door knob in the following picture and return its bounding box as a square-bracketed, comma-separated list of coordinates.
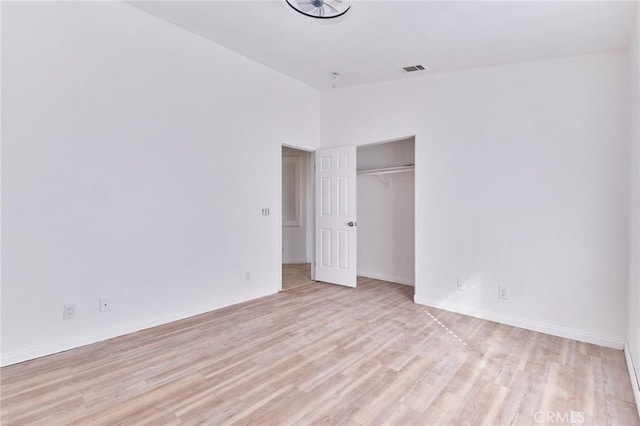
[347, 221, 357, 227]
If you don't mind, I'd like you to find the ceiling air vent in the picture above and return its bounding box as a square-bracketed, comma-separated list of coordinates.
[402, 65, 427, 73]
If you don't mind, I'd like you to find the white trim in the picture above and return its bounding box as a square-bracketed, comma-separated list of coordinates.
[358, 271, 414, 286]
[413, 294, 625, 350]
[277, 143, 283, 293]
[625, 341, 640, 419]
[0, 289, 275, 367]
[283, 259, 309, 264]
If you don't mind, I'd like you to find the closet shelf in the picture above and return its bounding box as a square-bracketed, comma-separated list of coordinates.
[357, 165, 414, 176]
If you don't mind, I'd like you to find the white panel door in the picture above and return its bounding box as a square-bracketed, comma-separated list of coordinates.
[315, 145, 357, 287]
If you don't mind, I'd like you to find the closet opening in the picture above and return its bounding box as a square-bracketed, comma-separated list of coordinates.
[356, 136, 415, 289]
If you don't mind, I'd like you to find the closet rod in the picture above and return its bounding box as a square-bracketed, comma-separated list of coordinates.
[356, 165, 414, 176]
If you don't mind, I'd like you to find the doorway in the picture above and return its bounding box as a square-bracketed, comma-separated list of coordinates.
[280, 138, 415, 292]
[356, 137, 416, 287]
[281, 146, 314, 291]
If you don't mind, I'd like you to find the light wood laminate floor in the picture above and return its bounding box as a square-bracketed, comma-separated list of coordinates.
[1, 278, 638, 425]
[282, 263, 315, 292]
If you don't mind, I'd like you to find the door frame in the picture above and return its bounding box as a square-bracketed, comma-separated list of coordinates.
[355, 134, 417, 295]
[278, 144, 315, 292]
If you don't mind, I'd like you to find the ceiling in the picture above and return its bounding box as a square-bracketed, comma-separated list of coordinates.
[131, 1, 638, 90]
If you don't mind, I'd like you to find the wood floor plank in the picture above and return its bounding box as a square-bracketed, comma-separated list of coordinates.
[1, 278, 638, 425]
[282, 263, 316, 291]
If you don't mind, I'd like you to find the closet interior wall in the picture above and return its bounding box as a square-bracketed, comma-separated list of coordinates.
[357, 138, 415, 286]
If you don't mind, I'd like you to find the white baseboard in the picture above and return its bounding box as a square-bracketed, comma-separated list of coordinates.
[624, 341, 640, 419]
[283, 259, 309, 264]
[358, 271, 414, 286]
[0, 289, 275, 367]
[413, 295, 625, 350]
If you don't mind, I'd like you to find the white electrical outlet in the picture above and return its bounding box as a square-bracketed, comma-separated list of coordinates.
[498, 286, 508, 300]
[457, 280, 465, 292]
[63, 304, 76, 320]
[99, 297, 111, 312]
[244, 272, 251, 281]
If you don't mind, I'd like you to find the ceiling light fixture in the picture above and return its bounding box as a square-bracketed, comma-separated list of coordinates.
[286, 0, 351, 19]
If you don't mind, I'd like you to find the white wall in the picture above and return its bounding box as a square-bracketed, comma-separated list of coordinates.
[282, 146, 312, 264]
[1, 2, 319, 366]
[627, 2, 640, 412]
[321, 51, 630, 348]
[357, 139, 415, 285]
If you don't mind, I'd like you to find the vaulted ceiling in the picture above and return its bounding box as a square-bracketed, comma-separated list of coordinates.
[131, 1, 638, 89]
